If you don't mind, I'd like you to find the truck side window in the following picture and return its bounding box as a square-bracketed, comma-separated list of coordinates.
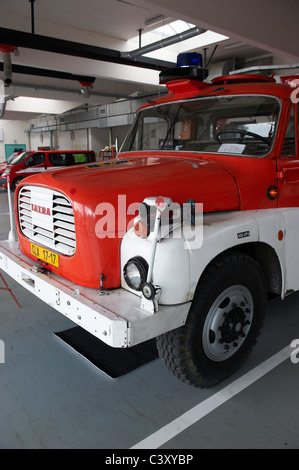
[49, 153, 64, 166]
[281, 108, 296, 157]
[27, 153, 45, 166]
[34, 153, 45, 165]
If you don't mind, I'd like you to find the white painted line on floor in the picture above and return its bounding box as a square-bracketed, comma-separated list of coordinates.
[131, 345, 291, 449]
[0, 213, 9, 216]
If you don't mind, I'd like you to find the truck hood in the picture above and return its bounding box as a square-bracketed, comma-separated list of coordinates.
[20, 155, 240, 213]
[16, 155, 240, 289]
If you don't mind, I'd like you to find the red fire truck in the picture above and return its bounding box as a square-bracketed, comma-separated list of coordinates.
[1, 54, 299, 387]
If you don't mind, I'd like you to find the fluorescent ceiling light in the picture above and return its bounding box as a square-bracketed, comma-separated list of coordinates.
[5, 96, 81, 115]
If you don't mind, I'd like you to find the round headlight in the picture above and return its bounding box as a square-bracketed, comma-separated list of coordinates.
[123, 256, 148, 291]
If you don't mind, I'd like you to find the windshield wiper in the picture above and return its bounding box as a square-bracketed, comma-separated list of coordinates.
[147, 100, 170, 121]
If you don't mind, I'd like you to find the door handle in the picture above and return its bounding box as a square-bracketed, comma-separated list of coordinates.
[277, 168, 299, 184]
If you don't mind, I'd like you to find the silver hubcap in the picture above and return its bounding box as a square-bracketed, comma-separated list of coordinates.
[202, 285, 254, 362]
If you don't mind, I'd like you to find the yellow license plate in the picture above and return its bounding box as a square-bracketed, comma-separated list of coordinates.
[30, 243, 59, 267]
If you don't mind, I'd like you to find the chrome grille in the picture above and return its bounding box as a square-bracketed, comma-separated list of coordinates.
[18, 186, 76, 256]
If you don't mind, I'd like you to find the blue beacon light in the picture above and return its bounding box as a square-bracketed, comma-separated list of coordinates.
[159, 52, 207, 84]
[177, 52, 203, 68]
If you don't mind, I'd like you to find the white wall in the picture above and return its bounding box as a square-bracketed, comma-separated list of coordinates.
[26, 126, 129, 159]
[111, 126, 130, 151]
[0, 120, 30, 162]
[88, 126, 130, 157]
[29, 131, 51, 151]
[0, 124, 113, 160]
[56, 129, 89, 150]
[29, 128, 92, 152]
[89, 128, 110, 157]
[0, 124, 103, 161]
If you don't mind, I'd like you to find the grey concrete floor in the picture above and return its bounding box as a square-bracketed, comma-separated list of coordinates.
[0, 188, 299, 450]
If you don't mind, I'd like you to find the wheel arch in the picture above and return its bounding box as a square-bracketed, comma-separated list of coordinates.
[197, 241, 283, 298]
[12, 176, 24, 190]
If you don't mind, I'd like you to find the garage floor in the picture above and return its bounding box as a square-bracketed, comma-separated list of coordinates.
[0, 188, 299, 450]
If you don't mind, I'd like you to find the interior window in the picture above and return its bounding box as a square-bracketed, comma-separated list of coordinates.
[73, 153, 86, 163]
[73, 152, 92, 163]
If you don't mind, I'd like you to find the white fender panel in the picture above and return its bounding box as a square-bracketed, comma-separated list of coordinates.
[280, 209, 299, 293]
[248, 209, 286, 295]
[121, 209, 289, 305]
[121, 230, 191, 305]
[189, 211, 260, 294]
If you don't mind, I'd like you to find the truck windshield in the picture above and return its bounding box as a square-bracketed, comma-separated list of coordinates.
[121, 95, 280, 157]
[6, 152, 22, 164]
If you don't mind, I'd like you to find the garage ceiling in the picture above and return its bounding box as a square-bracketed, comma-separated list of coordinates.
[0, 0, 298, 121]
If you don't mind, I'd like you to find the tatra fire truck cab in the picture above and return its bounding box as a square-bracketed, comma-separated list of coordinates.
[1, 53, 299, 387]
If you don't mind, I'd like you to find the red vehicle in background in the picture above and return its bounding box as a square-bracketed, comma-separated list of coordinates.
[1, 53, 299, 388]
[0, 150, 23, 176]
[0, 149, 96, 190]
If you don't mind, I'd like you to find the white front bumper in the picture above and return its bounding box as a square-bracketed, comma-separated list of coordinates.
[0, 241, 190, 348]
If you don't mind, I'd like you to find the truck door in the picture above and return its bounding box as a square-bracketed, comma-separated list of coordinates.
[276, 103, 299, 294]
[276, 105, 299, 207]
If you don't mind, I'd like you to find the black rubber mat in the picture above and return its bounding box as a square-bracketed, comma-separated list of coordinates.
[55, 326, 158, 378]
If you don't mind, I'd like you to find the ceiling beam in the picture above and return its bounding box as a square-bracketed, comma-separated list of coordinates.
[0, 62, 96, 83]
[0, 27, 175, 71]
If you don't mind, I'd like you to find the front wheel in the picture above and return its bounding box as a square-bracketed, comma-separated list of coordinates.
[156, 253, 267, 388]
[12, 177, 23, 191]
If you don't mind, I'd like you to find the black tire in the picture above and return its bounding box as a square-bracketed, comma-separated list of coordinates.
[12, 177, 23, 191]
[156, 253, 267, 388]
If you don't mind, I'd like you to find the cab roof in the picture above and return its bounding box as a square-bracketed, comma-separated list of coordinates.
[141, 73, 299, 110]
